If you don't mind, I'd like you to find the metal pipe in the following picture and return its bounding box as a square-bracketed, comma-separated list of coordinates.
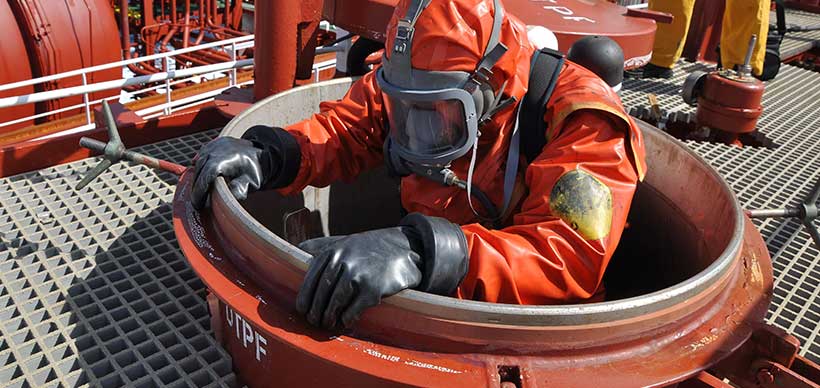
[81, 136, 185, 175]
[194, 0, 207, 45]
[81, 74, 91, 125]
[743, 35, 756, 67]
[231, 0, 243, 29]
[739, 34, 757, 77]
[809, 177, 820, 206]
[120, 0, 130, 57]
[159, 25, 180, 49]
[182, 0, 192, 47]
[253, 0, 297, 100]
[746, 208, 801, 219]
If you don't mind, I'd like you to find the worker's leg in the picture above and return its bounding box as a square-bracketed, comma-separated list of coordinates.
[721, 0, 771, 76]
[648, 0, 697, 69]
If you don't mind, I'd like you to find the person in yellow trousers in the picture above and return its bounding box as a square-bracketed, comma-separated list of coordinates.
[629, 0, 771, 79]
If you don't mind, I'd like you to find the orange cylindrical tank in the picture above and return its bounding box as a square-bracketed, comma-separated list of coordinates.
[0, 2, 35, 131]
[697, 71, 765, 135]
[7, 0, 121, 123]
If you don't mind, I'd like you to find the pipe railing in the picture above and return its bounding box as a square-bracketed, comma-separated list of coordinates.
[0, 35, 255, 93]
[0, 34, 340, 139]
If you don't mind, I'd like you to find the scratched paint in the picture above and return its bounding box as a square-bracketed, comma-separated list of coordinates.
[361, 348, 463, 374]
[749, 252, 763, 286]
[687, 334, 719, 352]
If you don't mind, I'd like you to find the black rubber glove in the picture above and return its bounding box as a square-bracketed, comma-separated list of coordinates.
[191, 125, 300, 210]
[296, 213, 468, 329]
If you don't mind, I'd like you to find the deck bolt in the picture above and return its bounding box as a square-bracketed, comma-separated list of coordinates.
[756, 368, 775, 385]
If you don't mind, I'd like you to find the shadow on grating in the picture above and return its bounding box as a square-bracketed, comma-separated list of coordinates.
[0, 130, 237, 388]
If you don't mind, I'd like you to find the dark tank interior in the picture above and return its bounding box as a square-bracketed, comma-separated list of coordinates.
[241, 165, 711, 302]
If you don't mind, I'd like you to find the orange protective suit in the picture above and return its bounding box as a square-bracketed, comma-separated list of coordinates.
[277, 0, 647, 305]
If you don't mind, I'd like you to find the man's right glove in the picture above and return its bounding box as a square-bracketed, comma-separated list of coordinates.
[296, 213, 469, 329]
[191, 125, 301, 209]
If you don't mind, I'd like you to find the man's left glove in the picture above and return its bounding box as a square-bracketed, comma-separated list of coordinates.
[296, 213, 469, 329]
[191, 125, 300, 209]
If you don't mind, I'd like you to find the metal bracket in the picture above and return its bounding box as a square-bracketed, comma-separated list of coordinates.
[75, 101, 187, 190]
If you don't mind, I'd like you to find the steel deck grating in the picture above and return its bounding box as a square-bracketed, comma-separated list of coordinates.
[621, 62, 820, 362]
[777, 8, 820, 58]
[0, 130, 236, 388]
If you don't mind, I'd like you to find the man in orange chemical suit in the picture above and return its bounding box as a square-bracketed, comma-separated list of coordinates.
[191, 0, 647, 329]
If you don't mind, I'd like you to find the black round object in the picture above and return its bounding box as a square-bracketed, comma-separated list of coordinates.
[567, 36, 624, 88]
[347, 38, 384, 76]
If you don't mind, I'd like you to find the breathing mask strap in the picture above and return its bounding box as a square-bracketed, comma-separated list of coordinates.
[465, 134, 481, 220]
[391, 0, 432, 85]
[465, 103, 521, 224]
[501, 103, 522, 219]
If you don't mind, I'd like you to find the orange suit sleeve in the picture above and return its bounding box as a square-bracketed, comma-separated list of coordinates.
[277, 71, 388, 196]
[456, 111, 641, 304]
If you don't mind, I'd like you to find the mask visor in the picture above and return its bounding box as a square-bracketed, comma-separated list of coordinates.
[377, 68, 478, 166]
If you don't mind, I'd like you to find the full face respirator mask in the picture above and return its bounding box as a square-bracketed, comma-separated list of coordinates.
[377, 0, 516, 224]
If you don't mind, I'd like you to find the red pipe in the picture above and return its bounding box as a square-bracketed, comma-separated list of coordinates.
[120, 0, 130, 57]
[182, 0, 191, 47]
[254, 0, 298, 100]
[141, 0, 155, 26]
[160, 25, 179, 51]
[194, 0, 206, 45]
[231, 0, 243, 29]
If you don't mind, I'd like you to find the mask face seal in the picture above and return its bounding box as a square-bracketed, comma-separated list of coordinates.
[378, 70, 479, 167]
[378, 0, 513, 226]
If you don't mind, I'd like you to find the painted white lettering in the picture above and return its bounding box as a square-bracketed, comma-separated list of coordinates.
[564, 16, 596, 23]
[544, 6, 573, 15]
[235, 314, 243, 340]
[242, 320, 254, 348]
[223, 306, 269, 362]
[226, 305, 235, 327]
[256, 332, 268, 361]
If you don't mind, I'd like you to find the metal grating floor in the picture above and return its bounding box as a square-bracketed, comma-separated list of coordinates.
[0, 49, 820, 388]
[621, 62, 820, 362]
[0, 130, 237, 388]
[776, 8, 820, 58]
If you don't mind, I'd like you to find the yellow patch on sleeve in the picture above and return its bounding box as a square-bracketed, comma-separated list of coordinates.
[548, 169, 613, 241]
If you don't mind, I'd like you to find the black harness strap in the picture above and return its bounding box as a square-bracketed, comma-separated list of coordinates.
[520, 48, 565, 163]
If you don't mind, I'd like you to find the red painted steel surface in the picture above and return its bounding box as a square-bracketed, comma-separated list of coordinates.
[253, 0, 323, 100]
[323, 0, 658, 68]
[0, 104, 228, 178]
[324, 0, 397, 42]
[7, 0, 121, 121]
[506, 0, 657, 68]
[697, 72, 765, 135]
[173, 111, 779, 386]
[0, 2, 35, 131]
[174, 178, 773, 387]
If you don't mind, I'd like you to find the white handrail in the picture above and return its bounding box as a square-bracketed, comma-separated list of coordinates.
[0, 59, 253, 108]
[0, 35, 254, 93]
[1, 32, 343, 140]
